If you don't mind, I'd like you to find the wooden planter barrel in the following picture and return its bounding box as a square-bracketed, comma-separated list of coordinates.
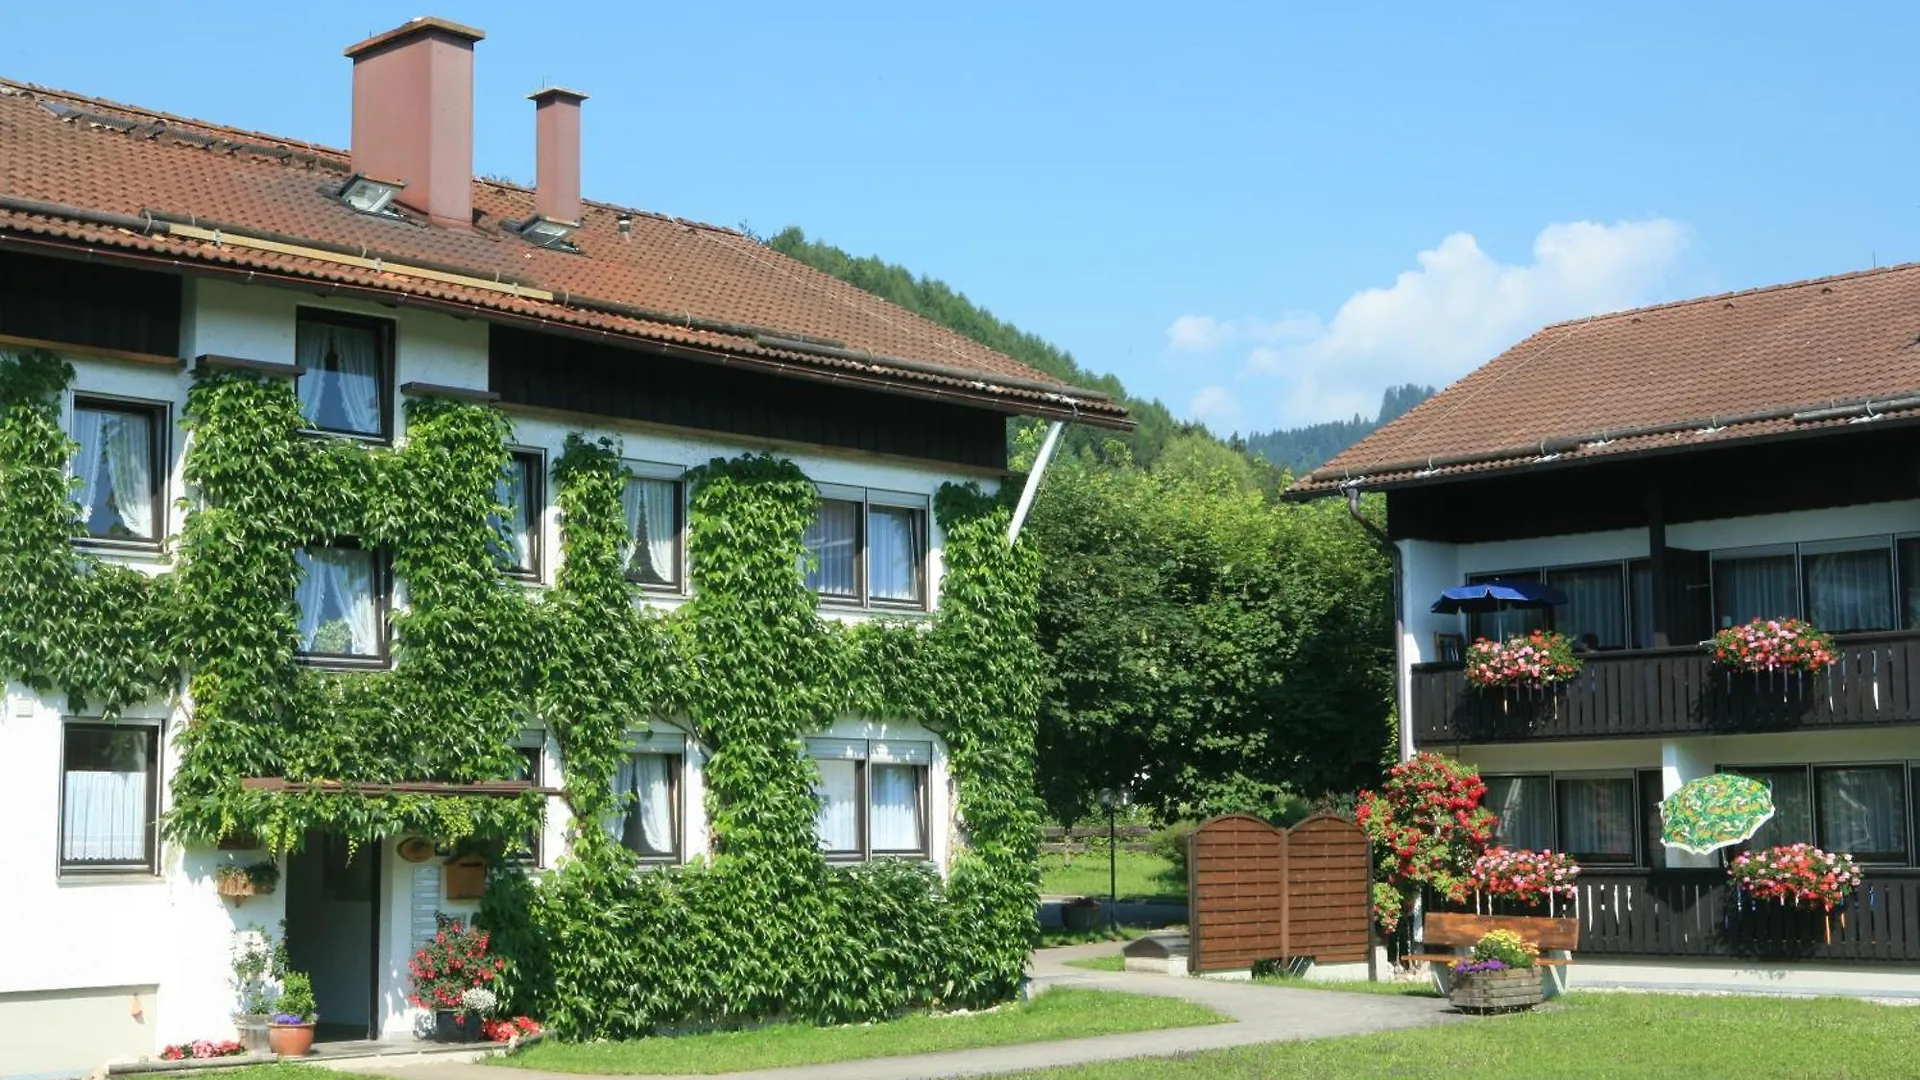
[1449, 967, 1543, 1013]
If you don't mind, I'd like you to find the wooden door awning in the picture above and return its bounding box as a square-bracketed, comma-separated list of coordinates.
[241, 778, 563, 797]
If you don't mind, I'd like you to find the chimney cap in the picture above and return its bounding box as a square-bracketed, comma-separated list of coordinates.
[345, 16, 485, 60]
[528, 86, 590, 105]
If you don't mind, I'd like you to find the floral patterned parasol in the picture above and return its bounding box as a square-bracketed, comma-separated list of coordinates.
[1660, 773, 1776, 855]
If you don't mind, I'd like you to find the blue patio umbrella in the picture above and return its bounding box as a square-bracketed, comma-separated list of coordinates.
[1430, 580, 1569, 615]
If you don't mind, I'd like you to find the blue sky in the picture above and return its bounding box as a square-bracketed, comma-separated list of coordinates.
[5, 2, 1917, 433]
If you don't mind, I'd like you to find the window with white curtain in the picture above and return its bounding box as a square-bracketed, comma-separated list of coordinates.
[809, 738, 931, 859]
[295, 310, 390, 438]
[607, 749, 683, 861]
[622, 473, 684, 590]
[803, 499, 861, 601]
[495, 451, 543, 578]
[867, 504, 926, 606]
[61, 722, 159, 872]
[1483, 775, 1553, 852]
[294, 544, 385, 661]
[1712, 551, 1800, 629]
[69, 399, 161, 543]
[1547, 565, 1626, 649]
[1817, 765, 1908, 863]
[1802, 543, 1894, 633]
[1556, 776, 1637, 863]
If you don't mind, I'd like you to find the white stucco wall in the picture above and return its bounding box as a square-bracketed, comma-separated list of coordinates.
[2, 276, 996, 1075]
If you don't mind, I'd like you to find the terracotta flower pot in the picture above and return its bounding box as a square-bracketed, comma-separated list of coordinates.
[268, 1021, 315, 1058]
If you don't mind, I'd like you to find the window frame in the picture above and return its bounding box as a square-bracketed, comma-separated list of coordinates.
[1483, 769, 1660, 869]
[508, 733, 546, 867]
[1462, 561, 1638, 649]
[500, 448, 546, 582]
[1706, 536, 1917, 633]
[292, 539, 393, 669]
[623, 461, 688, 596]
[58, 719, 162, 876]
[68, 393, 169, 551]
[612, 748, 685, 865]
[808, 738, 932, 862]
[293, 307, 396, 443]
[1721, 761, 1915, 866]
[804, 486, 932, 613]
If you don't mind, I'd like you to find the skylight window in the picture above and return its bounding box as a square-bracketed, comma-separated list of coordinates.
[514, 215, 579, 250]
[338, 174, 405, 217]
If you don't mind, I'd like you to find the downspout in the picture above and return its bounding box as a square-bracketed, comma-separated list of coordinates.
[1345, 485, 1412, 764]
[1007, 419, 1067, 545]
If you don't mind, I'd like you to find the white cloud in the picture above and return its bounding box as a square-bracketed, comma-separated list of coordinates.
[1166, 313, 1320, 353]
[1171, 218, 1688, 427]
[1188, 385, 1244, 434]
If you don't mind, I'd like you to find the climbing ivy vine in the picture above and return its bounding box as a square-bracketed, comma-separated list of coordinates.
[0, 347, 1043, 1034]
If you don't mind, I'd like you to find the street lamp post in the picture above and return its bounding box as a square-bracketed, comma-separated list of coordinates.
[1097, 788, 1119, 932]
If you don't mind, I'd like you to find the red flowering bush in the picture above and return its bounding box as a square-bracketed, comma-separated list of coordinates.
[1356, 752, 1496, 933]
[1465, 631, 1582, 690]
[408, 918, 505, 1011]
[481, 1016, 544, 1043]
[1729, 843, 1862, 910]
[1710, 618, 1836, 675]
[160, 1040, 245, 1060]
[1469, 847, 1581, 903]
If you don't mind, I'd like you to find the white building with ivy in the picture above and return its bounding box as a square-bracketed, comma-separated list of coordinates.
[0, 18, 1128, 1076]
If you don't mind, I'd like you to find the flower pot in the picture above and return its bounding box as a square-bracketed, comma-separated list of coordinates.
[1449, 966, 1543, 1013]
[434, 1009, 484, 1043]
[233, 1013, 272, 1054]
[268, 1021, 315, 1059]
[1061, 902, 1102, 933]
[216, 877, 259, 904]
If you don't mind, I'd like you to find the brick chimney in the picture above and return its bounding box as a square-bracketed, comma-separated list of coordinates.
[529, 88, 587, 224]
[344, 17, 485, 227]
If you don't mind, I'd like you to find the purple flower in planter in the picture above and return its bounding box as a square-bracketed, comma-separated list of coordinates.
[271, 1013, 306, 1025]
[1450, 959, 1510, 975]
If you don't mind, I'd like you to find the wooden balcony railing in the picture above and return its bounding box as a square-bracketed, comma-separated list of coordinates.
[1411, 630, 1920, 744]
[1432, 869, 1920, 962]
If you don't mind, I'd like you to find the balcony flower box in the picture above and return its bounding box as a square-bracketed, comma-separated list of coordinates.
[1710, 618, 1835, 675]
[1464, 631, 1582, 692]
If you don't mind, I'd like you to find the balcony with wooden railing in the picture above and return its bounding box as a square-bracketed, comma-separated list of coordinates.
[1411, 631, 1920, 745]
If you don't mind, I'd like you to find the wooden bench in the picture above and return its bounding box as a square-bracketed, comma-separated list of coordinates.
[1406, 912, 1578, 968]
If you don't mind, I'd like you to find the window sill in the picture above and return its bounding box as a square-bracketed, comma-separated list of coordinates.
[299, 427, 393, 447]
[73, 536, 167, 558]
[296, 654, 393, 672]
[59, 868, 163, 883]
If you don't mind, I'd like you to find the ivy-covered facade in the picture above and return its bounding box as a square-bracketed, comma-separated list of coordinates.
[0, 25, 1120, 1069]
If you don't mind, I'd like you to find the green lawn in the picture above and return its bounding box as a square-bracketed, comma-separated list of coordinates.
[1065, 953, 1128, 971]
[1038, 924, 1169, 948]
[1040, 851, 1184, 902]
[1015, 992, 1920, 1079]
[494, 989, 1226, 1075]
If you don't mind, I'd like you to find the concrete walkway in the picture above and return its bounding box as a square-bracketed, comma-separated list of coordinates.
[341, 944, 1458, 1080]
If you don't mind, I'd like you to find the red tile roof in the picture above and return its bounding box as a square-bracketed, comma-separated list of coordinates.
[0, 78, 1126, 428]
[1291, 263, 1920, 493]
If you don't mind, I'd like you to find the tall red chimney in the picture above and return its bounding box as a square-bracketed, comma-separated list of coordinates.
[529, 88, 587, 225]
[344, 17, 485, 227]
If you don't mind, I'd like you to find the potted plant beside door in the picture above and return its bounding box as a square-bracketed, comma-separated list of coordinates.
[267, 971, 318, 1058]
[408, 917, 505, 1042]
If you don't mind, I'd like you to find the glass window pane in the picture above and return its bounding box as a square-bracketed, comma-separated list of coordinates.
[868, 505, 924, 605]
[803, 499, 859, 599]
[510, 745, 543, 861]
[295, 318, 386, 435]
[496, 455, 538, 575]
[1466, 571, 1545, 642]
[295, 546, 381, 657]
[608, 753, 679, 858]
[63, 725, 153, 865]
[814, 758, 861, 853]
[71, 405, 156, 540]
[869, 764, 925, 852]
[1803, 548, 1893, 633]
[1484, 775, 1553, 851]
[1556, 777, 1637, 863]
[1817, 765, 1908, 862]
[1900, 539, 1920, 630]
[1713, 555, 1799, 629]
[1728, 767, 1812, 851]
[1637, 770, 1667, 870]
[623, 477, 682, 588]
[1548, 565, 1626, 649]
[1629, 560, 1655, 649]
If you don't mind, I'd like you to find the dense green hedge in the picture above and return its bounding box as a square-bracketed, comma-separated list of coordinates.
[0, 347, 1042, 1034]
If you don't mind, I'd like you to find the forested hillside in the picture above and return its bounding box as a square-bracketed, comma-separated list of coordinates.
[1242, 383, 1435, 476]
[765, 227, 1395, 822]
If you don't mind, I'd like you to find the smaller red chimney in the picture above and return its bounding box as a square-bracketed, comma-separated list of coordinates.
[529, 88, 587, 225]
[345, 17, 485, 227]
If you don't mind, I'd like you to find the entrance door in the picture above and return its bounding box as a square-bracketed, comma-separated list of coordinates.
[284, 831, 382, 1041]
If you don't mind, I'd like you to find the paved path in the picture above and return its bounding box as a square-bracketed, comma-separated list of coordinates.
[340, 944, 1458, 1080]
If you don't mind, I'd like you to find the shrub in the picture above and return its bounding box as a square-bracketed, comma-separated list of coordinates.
[1355, 752, 1495, 934]
[275, 972, 316, 1022]
[409, 917, 503, 1011]
[1150, 821, 1199, 879]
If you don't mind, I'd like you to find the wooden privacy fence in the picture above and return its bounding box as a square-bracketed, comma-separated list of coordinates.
[1187, 813, 1371, 973]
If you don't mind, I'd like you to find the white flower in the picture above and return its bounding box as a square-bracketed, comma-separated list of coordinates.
[460, 987, 499, 1014]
